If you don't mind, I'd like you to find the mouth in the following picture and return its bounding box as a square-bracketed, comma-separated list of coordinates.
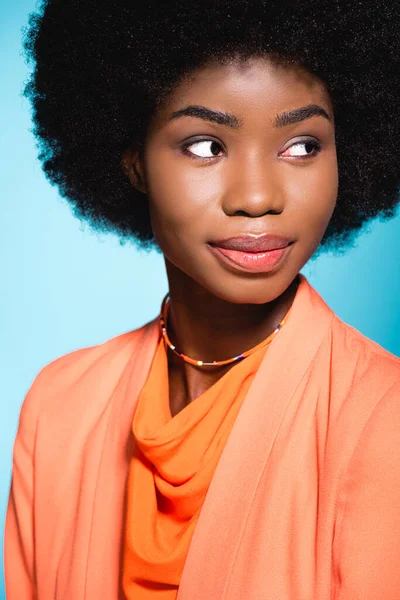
[207, 241, 294, 274]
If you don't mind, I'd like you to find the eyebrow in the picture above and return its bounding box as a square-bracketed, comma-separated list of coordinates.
[168, 103, 331, 129]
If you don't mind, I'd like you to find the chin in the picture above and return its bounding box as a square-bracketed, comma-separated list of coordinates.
[203, 275, 290, 305]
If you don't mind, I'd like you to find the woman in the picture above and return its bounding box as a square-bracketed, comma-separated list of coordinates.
[5, 0, 400, 598]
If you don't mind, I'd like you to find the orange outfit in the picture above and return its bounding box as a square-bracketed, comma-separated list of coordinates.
[4, 273, 400, 600]
[122, 334, 268, 598]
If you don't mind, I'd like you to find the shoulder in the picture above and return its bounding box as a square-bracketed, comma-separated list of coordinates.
[17, 319, 158, 433]
[330, 316, 400, 498]
[332, 312, 400, 364]
[330, 312, 400, 386]
[318, 314, 400, 459]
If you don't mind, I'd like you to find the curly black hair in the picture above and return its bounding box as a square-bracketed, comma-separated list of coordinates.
[22, 0, 400, 257]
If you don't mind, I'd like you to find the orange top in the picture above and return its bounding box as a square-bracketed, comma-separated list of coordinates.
[4, 274, 400, 600]
[122, 332, 269, 598]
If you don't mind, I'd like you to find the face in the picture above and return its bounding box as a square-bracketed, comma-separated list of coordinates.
[124, 56, 338, 304]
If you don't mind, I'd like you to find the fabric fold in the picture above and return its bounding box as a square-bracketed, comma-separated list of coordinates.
[122, 314, 283, 598]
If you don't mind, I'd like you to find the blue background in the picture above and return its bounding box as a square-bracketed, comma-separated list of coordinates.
[1, 2, 399, 598]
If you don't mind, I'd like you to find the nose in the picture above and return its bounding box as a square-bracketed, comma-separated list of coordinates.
[221, 151, 285, 217]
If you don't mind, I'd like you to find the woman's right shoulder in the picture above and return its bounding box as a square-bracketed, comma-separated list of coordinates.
[18, 317, 158, 430]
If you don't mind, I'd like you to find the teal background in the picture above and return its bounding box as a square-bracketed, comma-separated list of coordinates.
[1, 3, 399, 598]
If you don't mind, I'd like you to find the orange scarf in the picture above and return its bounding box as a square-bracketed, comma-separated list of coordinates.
[122, 333, 269, 599]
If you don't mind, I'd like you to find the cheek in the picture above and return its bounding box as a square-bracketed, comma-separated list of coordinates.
[146, 181, 206, 259]
[312, 159, 339, 229]
[148, 189, 207, 277]
[145, 152, 219, 239]
[287, 155, 338, 231]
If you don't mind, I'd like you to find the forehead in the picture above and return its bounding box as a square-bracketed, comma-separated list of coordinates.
[154, 56, 332, 126]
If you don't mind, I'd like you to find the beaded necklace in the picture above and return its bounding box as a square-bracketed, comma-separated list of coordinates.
[159, 293, 292, 367]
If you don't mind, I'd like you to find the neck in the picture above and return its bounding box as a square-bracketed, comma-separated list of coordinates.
[163, 260, 299, 364]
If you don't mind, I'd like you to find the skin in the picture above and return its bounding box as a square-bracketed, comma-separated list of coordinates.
[123, 55, 338, 417]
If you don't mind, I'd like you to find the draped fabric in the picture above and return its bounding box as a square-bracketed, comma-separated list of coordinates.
[122, 333, 270, 599]
[5, 274, 400, 600]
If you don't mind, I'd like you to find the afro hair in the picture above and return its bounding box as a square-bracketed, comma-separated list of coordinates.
[22, 0, 400, 256]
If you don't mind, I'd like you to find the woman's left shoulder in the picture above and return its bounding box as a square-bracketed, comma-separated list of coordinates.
[330, 313, 400, 382]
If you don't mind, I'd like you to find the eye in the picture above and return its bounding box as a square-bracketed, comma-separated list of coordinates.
[180, 137, 322, 161]
[281, 139, 322, 159]
[181, 138, 224, 160]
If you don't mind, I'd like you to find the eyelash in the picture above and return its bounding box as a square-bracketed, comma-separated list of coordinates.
[180, 137, 322, 161]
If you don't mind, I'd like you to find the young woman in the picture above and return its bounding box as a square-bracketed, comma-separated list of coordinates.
[5, 1, 400, 599]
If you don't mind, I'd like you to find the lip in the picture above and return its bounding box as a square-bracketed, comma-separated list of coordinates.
[207, 242, 294, 274]
[209, 234, 293, 253]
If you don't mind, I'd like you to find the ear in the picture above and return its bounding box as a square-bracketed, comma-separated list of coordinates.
[121, 146, 147, 194]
